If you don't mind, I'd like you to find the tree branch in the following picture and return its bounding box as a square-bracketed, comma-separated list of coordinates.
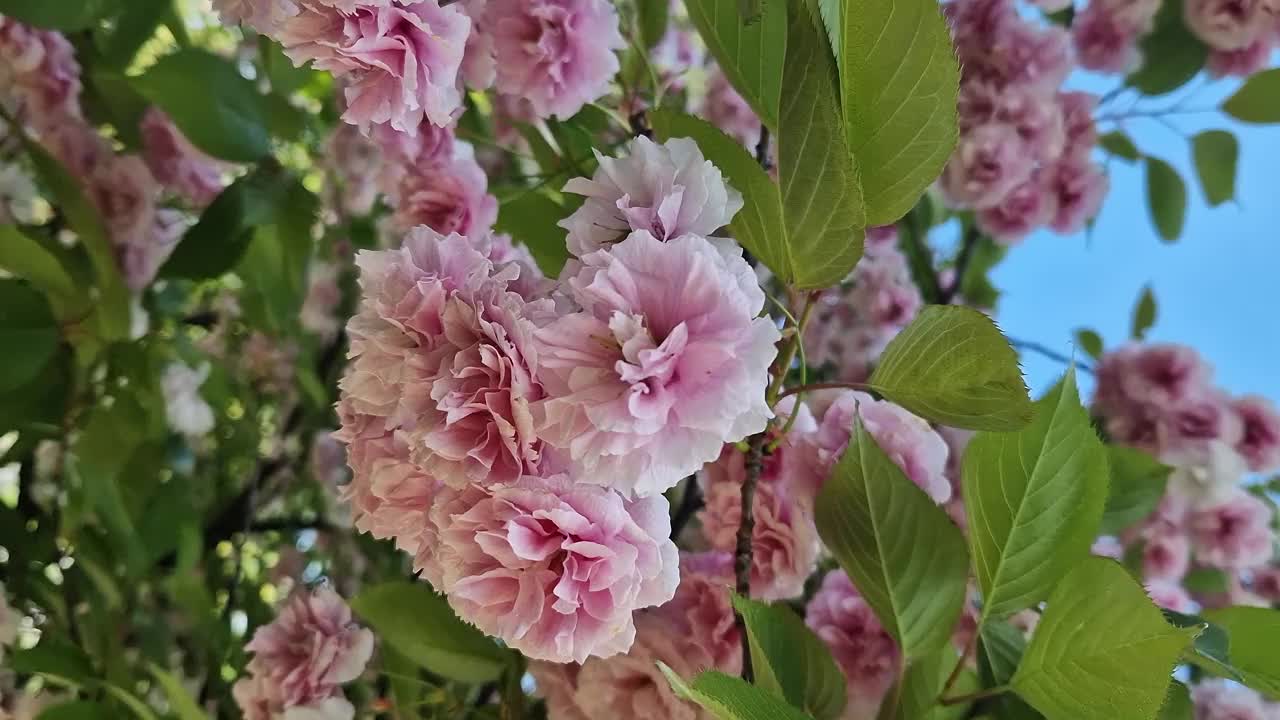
[734, 431, 766, 683]
[754, 124, 771, 170]
[940, 225, 981, 305]
[1009, 338, 1095, 374]
[669, 476, 703, 541]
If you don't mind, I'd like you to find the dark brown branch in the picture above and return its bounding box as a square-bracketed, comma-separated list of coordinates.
[754, 124, 771, 170]
[669, 476, 703, 541]
[733, 432, 767, 683]
[940, 225, 981, 305]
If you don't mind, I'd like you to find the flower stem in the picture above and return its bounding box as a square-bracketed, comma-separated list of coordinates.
[775, 381, 872, 402]
[733, 430, 766, 683]
[939, 685, 1010, 706]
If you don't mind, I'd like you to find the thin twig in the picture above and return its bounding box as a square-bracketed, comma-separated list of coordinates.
[754, 124, 771, 170]
[734, 432, 766, 684]
[937, 633, 976, 703]
[940, 225, 981, 305]
[776, 381, 872, 402]
[940, 685, 1011, 706]
[1009, 338, 1095, 375]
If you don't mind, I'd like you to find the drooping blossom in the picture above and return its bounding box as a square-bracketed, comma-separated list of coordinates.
[457, 0, 497, 89]
[535, 231, 779, 497]
[1143, 530, 1191, 581]
[528, 555, 741, 720]
[486, 0, 625, 119]
[1058, 91, 1099, 156]
[1232, 395, 1280, 473]
[806, 570, 901, 719]
[88, 154, 160, 252]
[212, 0, 301, 31]
[560, 136, 744, 258]
[802, 390, 952, 504]
[139, 106, 226, 207]
[434, 473, 679, 663]
[272, 0, 471, 132]
[698, 435, 821, 600]
[1071, 2, 1148, 73]
[697, 66, 761, 150]
[1095, 344, 1214, 415]
[338, 227, 550, 489]
[162, 362, 216, 438]
[1189, 489, 1275, 570]
[1206, 38, 1276, 76]
[234, 586, 372, 720]
[0, 20, 84, 127]
[651, 14, 705, 91]
[941, 123, 1035, 209]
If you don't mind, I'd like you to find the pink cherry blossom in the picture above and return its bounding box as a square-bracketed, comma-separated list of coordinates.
[243, 587, 373, 709]
[339, 227, 550, 490]
[457, 0, 497, 89]
[88, 154, 159, 250]
[802, 391, 952, 504]
[806, 570, 901, 715]
[1184, 0, 1271, 49]
[941, 123, 1035, 209]
[1189, 488, 1276, 570]
[139, 107, 226, 207]
[535, 231, 779, 497]
[213, 0, 300, 31]
[1092, 535, 1125, 560]
[1119, 344, 1214, 410]
[959, 83, 1065, 162]
[389, 141, 498, 237]
[301, 262, 344, 341]
[486, 0, 625, 119]
[324, 121, 383, 217]
[1143, 530, 1191, 581]
[560, 136, 744, 258]
[698, 441, 821, 600]
[1058, 91, 1099, 157]
[0, 21, 83, 128]
[435, 473, 679, 663]
[1145, 579, 1196, 613]
[1071, 4, 1146, 73]
[976, 174, 1057, 244]
[275, 0, 470, 132]
[1251, 566, 1280, 602]
[118, 209, 188, 293]
[697, 66, 761, 150]
[1207, 38, 1276, 75]
[1233, 395, 1280, 473]
[1046, 155, 1108, 234]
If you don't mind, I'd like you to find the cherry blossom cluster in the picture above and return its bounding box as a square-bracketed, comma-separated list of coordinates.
[233, 587, 374, 720]
[1073, 0, 1280, 77]
[214, 0, 624, 132]
[944, 0, 1107, 245]
[334, 137, 782, 663]
[1091, 343, 1280, 613]
[0, 17, 224, 290]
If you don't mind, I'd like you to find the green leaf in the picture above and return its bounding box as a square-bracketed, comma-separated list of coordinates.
[977, 622, 1043, 720]
[867, 305, 1033, 431]
[1191, 130, 1239, 206]
[70, 402, 151, 576]
[0, 0, 118, 30]
[1222, 69, 1280, 123]
[236, 179, 317, 334]
[1011, 557, 1195, 720]
[1073, 329, 1104, 360]
[779, 4, 865, 289]
[162, 164, 290, 279]
[94, 0, 166, 67]
[658, 666, 816, 720]
[0, 279, 61, 394]
[1158, 682, 1193, 720]
[1145, 157, 1186, 242]
[638, 0, 671, 48]
[649, 109, 790, 284]
[350, 582, 509, 684]
[1131, 285, 1157, 340]
[685, 0, 786, 131]
[885, 646, 981, 720]
[0, 225, 83, 318]
[10, 635, 95, 683]
[732, 594, 847, 719]
[149, 665, 209, 720]
[86, 70, 151, 149]
[1160, 610, 1236, 681]
[963, 368, 1109, 620]
[24, 140, 131, 340]
[1098, 131, 1141, 162]
[1100, 445, 1171, 535]
[1181, 568, 1229, 594]
[1202, 606, 1280, 698]
[260, 38, 316, 96]
[1126, 0, 1207, 96]
[131, 49, 271, 162]
[815, 419, 969, 660]
[494, 190, 571, 277]
[839, 0, 959, 224]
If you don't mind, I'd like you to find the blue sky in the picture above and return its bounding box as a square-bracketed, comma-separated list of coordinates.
[985, 63, 1280, 402]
